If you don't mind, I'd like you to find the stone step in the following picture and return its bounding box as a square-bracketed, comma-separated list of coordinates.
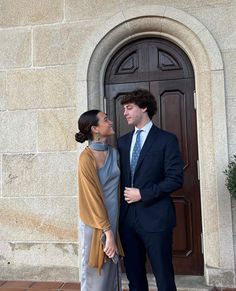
[122, 274, 213, 291]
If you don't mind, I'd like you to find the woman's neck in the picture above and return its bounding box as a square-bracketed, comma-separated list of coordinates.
[89, 139, 108, 151]
[92, 137, 107, 143]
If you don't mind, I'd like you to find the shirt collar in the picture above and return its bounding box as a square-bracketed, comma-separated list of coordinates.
[134, 120, 153, 134]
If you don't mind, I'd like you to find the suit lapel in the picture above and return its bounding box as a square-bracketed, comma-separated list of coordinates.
[135, 125, 158, 173]
[123, 131, 133, 182]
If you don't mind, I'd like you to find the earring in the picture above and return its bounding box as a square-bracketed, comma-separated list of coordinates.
[95, 132, 101, 141]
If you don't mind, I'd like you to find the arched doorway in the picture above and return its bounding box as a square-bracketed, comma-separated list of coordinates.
[104, 38, 203, 275]
[81, 6, 233, 285]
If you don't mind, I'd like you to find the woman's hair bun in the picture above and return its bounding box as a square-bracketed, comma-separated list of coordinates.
[75, 131, 88, 143]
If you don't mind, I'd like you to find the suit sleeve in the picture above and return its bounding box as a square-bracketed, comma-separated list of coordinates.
[140, 135, 183, 203]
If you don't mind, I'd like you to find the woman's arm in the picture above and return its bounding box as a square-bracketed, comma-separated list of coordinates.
[103, 229, 117, 258]
[79, 149, 117, 257]
[79, 150, 111, 230]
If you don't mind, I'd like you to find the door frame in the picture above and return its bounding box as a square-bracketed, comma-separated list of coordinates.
[77, 5, 234, 286]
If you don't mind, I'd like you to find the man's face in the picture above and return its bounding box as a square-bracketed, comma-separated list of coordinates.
[123, 103, 147, 126]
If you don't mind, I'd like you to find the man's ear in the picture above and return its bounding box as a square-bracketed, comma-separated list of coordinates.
[142, 107, 147, 113]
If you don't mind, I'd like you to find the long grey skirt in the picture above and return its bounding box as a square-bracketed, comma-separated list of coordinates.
[80, 222, 121, 291]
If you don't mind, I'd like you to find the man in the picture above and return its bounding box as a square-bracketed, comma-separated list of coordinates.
[117, 89, 183, 291]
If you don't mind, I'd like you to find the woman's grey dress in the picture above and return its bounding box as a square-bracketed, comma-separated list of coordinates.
[80, 146, 121, 291]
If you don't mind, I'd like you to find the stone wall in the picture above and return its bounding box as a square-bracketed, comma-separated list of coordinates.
[0, 0, 235, 283]
[0, 0, 79, 281]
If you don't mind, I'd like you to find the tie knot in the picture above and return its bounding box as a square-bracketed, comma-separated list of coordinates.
[135, 130, 142, 142]
[135, 129, 142, 136]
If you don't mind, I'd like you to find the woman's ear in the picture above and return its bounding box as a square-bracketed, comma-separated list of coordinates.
[91, 125, 98, 134]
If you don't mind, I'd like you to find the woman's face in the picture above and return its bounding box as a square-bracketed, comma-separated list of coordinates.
[94, 112, 114, 138]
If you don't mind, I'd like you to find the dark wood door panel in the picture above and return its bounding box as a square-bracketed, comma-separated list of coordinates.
[150, 80, 203, 275]
[105, 38, 194, 84]
[148, 41, 194, 80]
[150, 80, 191, 171]
[105, 43, 149, 84]
[172, 196, 193, 256]
[104, 37, 203, 275]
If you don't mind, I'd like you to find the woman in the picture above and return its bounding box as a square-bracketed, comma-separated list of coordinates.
[75, 109, 124, 291]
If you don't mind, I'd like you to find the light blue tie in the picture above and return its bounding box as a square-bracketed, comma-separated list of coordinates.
[130, 130, 142, 186]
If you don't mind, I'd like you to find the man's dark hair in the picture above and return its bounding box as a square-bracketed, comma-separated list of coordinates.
[121, 89, 157, 119]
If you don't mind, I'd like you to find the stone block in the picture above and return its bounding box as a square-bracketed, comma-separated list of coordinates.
[0, 242, 13, 264]
[196, 72, 215, 188]
[227, 105, 236, 146]
[12, 243, 78, 267]
[65, 0, 121, 21]
[185, 4, 236, 50]
[229, 144, 236, 158]
[2, 152, 77, 197]
[0, 111, 37, 153]
[121, 0, 233, 10]
[226, 99, 236, 157]
[202, 195, 220, 268]
[196, 72, 213, 125]
[0, 29, 31, 69]
[0, 265, 79, 281]
[77, 13, 126, 81]
[223, 51, 236, 97]
[38, 109, 77, 152]
[34, 21, 102, 66]
[0, 0, 63, 27]
[7, 66, 77, 110]
[0, 154, 2, 197]
[161, 17, 210, 73]
[0, 71, 6, 111]
[126, 16, 163, 35]
[232, 206, 236, 235]
[227, 98, 236, 108]
[0, 196, 78, 241]
[164, 5, 205, 35]
[76, 81, 88, 114]
[210, 70, 229, 164]
[123, 4, 165, 20]
[75, 81, 88, 153]
[206, 266, 236, 287]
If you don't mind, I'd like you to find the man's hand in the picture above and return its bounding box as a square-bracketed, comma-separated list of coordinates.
[124, 187, 141, 203]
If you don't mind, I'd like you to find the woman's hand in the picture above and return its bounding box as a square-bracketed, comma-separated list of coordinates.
[103, 230, 117, 258]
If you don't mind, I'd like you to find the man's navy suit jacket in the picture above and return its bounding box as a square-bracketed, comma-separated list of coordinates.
[117, 124, 183, 232]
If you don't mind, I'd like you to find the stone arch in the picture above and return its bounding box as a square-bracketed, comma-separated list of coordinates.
[77, 5, 234, 286]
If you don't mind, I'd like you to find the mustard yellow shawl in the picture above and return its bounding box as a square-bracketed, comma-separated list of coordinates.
[78, 147, 124, 272]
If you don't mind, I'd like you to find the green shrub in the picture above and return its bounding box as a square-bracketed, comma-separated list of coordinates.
[224, 155, 236, 198]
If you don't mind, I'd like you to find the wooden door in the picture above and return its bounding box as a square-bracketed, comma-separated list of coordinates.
[105, 38, 203, 275]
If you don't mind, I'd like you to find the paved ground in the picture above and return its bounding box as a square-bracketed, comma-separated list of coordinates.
[0, 280, 236, 291]
[0, 281, 134, 291]
[0, 281, 81, 291]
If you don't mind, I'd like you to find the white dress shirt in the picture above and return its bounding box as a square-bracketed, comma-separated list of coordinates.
[130, 121, 153, 163]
